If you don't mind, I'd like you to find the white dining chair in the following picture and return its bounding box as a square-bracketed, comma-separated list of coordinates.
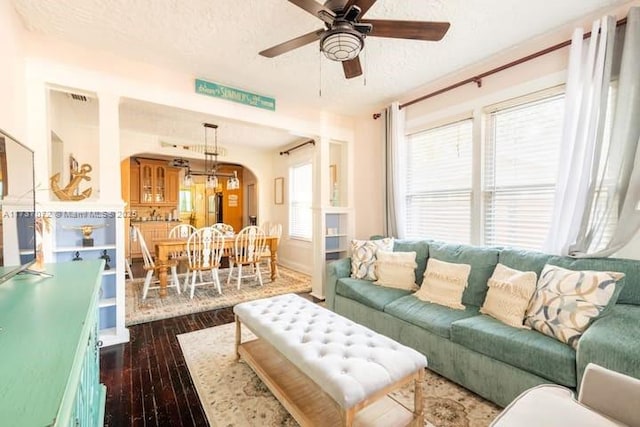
[187, 227, 225, 298]
[260, 222, 282, 274]
[227, 225, 267, 290]
[169, 223, 198, 287]
[134, 226, 180, 299]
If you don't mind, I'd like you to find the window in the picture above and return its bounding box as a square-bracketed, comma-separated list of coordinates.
[484, 92, 565, 250]
[179, 189, 192, 212]
[405, 119, 473, 243]
[289, 162, 312, 240]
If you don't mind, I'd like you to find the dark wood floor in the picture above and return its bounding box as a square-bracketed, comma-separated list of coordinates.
[100, 307, 235, 427]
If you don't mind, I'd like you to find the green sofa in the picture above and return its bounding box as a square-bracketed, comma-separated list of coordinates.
[325, 239, 640, 407]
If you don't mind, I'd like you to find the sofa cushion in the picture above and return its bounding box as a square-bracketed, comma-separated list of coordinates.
[498, 248, 554, 277]
[336, 278, 410, 311]
[451, 315, 577, 387]
[385, 295, 479, 339]
[393, 240, 430, 285]
[429, 243, 500, 307]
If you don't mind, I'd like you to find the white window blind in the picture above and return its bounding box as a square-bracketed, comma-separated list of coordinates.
[484, 93, 565, 250]
[289, 162, 312, 240]
[405, 119, 473, 243]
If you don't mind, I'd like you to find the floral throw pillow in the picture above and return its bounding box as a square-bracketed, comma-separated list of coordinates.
[524, 264, 625, 348]
[350, 238, 394, 280]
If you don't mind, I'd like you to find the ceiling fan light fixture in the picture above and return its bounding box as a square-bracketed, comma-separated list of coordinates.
[321, 28, 363, 62]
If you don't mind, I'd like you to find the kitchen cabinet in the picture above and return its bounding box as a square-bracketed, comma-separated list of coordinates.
[165, 167, 180, 205]
[138, 159, 180, 206]
[130, 162, 140, 205]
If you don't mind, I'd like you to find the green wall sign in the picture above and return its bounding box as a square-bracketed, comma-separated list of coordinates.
[195, 79, 276, 111]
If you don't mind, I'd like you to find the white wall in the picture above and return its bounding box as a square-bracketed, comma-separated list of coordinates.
[49, 92, 101, 196]
[0, 2, 27, 141]
[352, 116, 385, 239]
[269, 145, 315, 274]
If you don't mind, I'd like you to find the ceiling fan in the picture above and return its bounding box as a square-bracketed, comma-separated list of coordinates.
[259, 0, 450, 79]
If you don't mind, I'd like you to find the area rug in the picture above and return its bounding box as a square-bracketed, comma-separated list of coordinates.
[177, 323, 501, 427]
[126, 266, 311, 325]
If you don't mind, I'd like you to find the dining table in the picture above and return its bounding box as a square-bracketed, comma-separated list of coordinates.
[153, 235, 280, 298]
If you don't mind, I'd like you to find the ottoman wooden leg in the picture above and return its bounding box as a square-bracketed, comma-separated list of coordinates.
[414, 368, 425, 426]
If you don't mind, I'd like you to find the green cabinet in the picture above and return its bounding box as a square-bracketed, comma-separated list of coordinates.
[0, 261, 106, 426]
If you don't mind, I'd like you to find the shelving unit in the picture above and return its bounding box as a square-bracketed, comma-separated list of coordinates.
[42, 203, 129, 347]
[324, 210, 349, 262]
[311, 138, 354, 300]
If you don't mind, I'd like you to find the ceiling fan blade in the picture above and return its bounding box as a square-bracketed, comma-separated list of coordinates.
[343, 0, 377, 17]
[342, 57, 362, 79]
[361, 19, 450, 41]
[259, 29, 325, 58]
[289, 0, 336, 24]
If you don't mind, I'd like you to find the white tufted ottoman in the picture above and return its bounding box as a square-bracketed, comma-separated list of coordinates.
[234, 293, 428, 426]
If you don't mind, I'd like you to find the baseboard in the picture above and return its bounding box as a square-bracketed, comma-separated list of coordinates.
[278, 260, 311, 275]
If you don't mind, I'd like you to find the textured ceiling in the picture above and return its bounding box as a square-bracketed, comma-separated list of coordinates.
[13, 0, 629, 118]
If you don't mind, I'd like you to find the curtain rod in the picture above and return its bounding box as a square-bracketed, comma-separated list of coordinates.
[279, 139, 315, 156]
[399, 17, 628, 110]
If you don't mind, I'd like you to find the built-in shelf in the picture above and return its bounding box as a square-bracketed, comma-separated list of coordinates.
[44, 207, 129, 347]
[325, 248, 348, 254]
[53, 244, 117, 253]
[99, 297, 116, 308]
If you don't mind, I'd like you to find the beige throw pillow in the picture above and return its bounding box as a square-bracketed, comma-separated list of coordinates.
[374, 250, 418, 291]
[414, 258, 471, 310]
[350, 238, 394, 280]
[480, 263, 537, 329]
[525, 264, 625, 348]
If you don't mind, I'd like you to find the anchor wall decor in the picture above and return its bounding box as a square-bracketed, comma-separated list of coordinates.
[50, 163, 93, 201]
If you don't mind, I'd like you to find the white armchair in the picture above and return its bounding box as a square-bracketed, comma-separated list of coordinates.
[491, 363, 640, 427]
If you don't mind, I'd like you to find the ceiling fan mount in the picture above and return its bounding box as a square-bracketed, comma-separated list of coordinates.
[260, 0, 450, 79]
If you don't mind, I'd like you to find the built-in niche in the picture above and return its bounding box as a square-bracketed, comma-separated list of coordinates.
[329, 140, 348, 207]
[48, 88, 100, 201]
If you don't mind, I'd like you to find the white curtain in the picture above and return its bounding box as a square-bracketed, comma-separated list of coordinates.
[544, 8, 640, 257]
[384, 102, 406, 238]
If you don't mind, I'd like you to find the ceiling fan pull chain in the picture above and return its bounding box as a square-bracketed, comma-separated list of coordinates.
[364, 47, 367, 87]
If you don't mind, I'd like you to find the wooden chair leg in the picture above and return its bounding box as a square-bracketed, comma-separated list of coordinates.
[236, 264, 243, 290]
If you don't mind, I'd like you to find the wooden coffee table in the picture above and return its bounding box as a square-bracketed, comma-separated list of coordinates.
[234, 294, 427, 426]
